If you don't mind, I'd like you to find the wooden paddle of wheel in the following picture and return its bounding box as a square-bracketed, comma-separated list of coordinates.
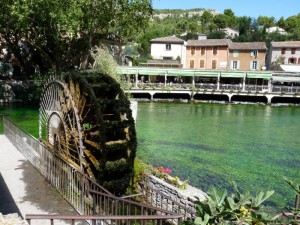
[39, 72, 137, 195]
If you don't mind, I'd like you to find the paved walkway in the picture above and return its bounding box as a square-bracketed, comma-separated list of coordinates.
[0, 135, 86, 224]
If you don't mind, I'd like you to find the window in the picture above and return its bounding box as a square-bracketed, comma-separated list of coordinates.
[233, 50, 239, 57]
[251, 61, 258, 70]
[291, 48, 296, 54]
[232, 61, 239, 70]
[190, 60, 194, 68]
[212, 60, 217, 69]
[191, 47, 195, 55]
[166, 44, 171, 51]
[200, 59, 205, 68]
[298, 58, 300, 64]
[213, 47, 218, 55]
[251, 50, 258, 57]
[281, 48, 286, 54]
[288, 57, 296, 64]
[201, 47, 205, 55]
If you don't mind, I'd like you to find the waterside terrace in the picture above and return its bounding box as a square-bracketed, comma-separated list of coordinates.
[118, 67, 300, 103]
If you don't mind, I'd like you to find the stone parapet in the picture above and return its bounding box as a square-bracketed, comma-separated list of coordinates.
[141, 175, 207, 218]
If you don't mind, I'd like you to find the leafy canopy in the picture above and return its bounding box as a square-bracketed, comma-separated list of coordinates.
[0, 0, 153, 77]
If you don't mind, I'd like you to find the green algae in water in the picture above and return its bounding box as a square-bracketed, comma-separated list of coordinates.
[136, 102, 300, 211]
[1, 102, 299, 212]
[0, 103, 39, 137]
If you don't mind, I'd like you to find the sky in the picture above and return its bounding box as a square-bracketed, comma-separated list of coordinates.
[152, 0, 300, 20]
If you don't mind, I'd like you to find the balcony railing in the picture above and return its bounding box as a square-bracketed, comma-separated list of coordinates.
[128, 82, 300, 94]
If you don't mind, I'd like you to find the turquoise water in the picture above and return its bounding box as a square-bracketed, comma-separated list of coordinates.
[135, 102, 300, 211]
[1, 102, 299, 211]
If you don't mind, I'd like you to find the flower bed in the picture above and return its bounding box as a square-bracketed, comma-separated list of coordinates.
[152, 166, 189, 190]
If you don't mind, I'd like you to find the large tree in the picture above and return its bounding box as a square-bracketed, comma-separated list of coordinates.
[0, 0, 153, 78]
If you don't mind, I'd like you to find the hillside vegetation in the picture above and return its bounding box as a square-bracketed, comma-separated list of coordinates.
[131, 8, 300, 62]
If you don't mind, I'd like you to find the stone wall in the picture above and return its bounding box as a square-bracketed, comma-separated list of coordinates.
[0, 213, 28, 225]
[141, 175, 207, 218]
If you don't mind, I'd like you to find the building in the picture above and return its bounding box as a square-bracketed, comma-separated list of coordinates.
[148, 36, 186, 68]
[267, 41, 300, 70]
[229, 42, 267, 71]
[220, 27, 239, 39]
[266, 26, 287, 35]
[185, 39, 230, 69]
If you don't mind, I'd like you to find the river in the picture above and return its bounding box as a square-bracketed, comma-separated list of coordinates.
[0, 102, 299, 212]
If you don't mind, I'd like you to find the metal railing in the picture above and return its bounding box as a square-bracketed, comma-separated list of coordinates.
[3, 116, 184, 225]
[129, 82, 300, 94]
[25, 214, 183, 225]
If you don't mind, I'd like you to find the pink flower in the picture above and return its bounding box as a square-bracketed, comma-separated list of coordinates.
[163, 168, 172, 174]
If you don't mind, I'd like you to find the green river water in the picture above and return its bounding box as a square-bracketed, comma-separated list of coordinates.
[0, 102, 299, 212]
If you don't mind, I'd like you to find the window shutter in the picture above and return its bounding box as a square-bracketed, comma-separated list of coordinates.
[191, 47, 195, 55]
[212, 60, 217, 69]
[190, 60, 194, 68]
[237, 61, 240, 69]
[200, 60, 204, 68]
[250, 61, 253, 70]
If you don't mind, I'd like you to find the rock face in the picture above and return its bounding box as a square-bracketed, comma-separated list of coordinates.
[0, 213, 28, 225]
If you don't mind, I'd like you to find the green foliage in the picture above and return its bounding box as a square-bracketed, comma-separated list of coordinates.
[136, 9, 300, 56]
[283, 178, 300, 222]
[91, 45, 131, 97]
[0, 0, 153, 77]
[191, 182, 274, 225]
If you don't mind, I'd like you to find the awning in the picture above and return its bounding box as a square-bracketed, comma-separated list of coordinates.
[138, 69, 166, 76]
[194, 71, 219, 77]
[272, 76, 300, 82]
[221, 72, 245, 78]
[247, 73, 272, 79]
[167, 70, 194, 76]
[118, 68, 137, 75]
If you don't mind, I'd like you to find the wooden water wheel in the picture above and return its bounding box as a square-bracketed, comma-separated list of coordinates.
[39, 71, 137, 195]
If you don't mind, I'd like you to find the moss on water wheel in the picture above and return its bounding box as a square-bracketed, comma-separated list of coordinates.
[40, 71, 137, 195]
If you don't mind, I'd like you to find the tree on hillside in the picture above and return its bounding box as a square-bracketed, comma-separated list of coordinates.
[257, 16, 276, 28]
[200, 11, 213, 33]
[223, 9, 238, 28]
[0, 0, 153, 78]
[276, 17, 286, 28]
[284, 14, 300, 33]
[224, 9, 234, 17]
[213, 14, 228, 30]
[237, 16, 252, 36]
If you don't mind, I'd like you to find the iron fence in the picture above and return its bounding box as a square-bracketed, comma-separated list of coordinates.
[130, 82, 300, 94]
[25, 214, 183, 225]
[3, 116, 184, 225]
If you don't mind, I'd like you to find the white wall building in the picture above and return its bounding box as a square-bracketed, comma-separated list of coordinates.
[267, 41, 300, 69]
[150, 36, 186, 67]
[220, 27, 239, 38]
[266, 26, 287, 35]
